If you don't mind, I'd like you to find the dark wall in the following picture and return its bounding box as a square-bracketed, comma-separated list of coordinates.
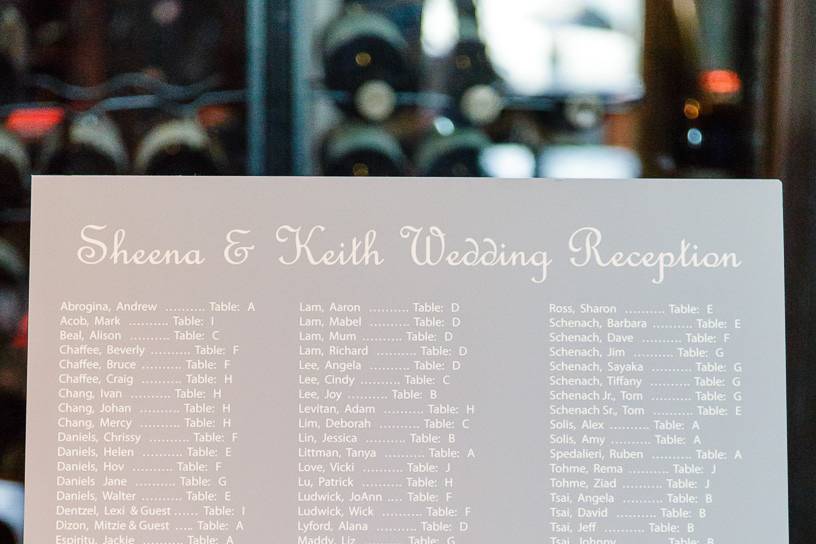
[770, 1, 816, 542]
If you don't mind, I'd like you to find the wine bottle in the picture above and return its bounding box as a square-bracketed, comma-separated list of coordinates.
[39, 114, 128, 175]
[0, 4, 27, 103]
[135, 119, 227, 175]
[561, 96, 605, 131]
[444, 8, 503, 126]
[415, 128, 490, 177]
[322, 9, 411, 122]
[107, 1, 228, 85]
[322, 123, 406, 177]
[0, 129, 29, 207]
[0, 237, 24, 343]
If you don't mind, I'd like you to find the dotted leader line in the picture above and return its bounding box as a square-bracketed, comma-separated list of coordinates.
[652, 455, 693, 460]
[130, 322, 170, 326]
[609, 426, 650, 431]
[378, 425, 421, 430]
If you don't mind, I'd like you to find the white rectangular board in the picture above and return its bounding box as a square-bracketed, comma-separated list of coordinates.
[25, 177, 788, 544]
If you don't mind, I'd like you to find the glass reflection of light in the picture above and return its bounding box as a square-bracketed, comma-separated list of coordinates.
[421, 0, 459, 57]
[436, 0, 645, 96]
[433, 116, 456, 136]
[539, 145, 642, 179]
[687, 128, 703, 147]
[480, 144, 537, 178]
[0, 481, 23, 543]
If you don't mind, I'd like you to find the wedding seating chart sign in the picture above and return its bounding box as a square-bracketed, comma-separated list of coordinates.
[25, 177, 788, 544]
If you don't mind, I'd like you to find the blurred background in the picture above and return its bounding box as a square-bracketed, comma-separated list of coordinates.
[0, 0, 813, 542]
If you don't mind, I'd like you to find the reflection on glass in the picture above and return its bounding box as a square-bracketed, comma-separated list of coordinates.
[471, 0, 643, 96]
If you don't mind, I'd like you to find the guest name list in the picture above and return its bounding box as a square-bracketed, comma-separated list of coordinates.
[26, 177, 788, 544]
